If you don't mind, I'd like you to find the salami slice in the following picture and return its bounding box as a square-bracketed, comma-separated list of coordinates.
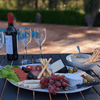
[12, 68, 29, 81]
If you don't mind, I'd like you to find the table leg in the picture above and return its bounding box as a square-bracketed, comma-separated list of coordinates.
[65, 93, 69, 100]
[33, 91, 35, 100]
[0, 79, 7, 100]
[80, 91, 85, 99]
[49, 92, 52, 100]
[16, 87, 20, 100]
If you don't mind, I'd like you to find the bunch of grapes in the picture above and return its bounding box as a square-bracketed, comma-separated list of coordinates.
[40, 73, 69, 95]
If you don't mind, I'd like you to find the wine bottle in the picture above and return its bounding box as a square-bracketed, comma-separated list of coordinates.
[5, 13, 18, 60]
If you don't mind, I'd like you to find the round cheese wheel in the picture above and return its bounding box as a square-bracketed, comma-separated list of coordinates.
[65, 73, 83, 87]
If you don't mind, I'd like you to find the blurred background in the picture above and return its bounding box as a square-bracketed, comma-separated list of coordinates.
[0, 0, 100, 27]
[0, 0, 100, 55]
[0, 0, 84, 11]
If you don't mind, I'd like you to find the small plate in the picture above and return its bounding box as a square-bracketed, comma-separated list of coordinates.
[66, 53, 97, 71]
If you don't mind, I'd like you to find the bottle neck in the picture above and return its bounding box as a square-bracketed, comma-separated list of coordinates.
[8, 13, 13, 26]
[8, 23, 13, 26]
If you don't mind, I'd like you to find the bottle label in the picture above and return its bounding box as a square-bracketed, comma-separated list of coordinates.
[5, 35, 13, 54]
[12, 34, 18, 54]
[17, 35, 18, 52]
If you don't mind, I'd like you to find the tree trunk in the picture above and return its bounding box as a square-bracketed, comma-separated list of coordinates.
[49, 0, 54, 9]
[84, 0, 99, 27]
[85, 11, 98, 27]
[35, 0, 38, 9]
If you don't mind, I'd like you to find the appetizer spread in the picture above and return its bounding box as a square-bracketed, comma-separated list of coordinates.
[0, 58, 96, 95]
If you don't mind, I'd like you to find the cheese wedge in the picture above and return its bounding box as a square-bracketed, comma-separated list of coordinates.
[51, 59, 65, 73]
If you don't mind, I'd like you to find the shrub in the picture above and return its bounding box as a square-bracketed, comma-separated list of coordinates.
[94, 12, 100, 27]
[0, 9, 87, 26]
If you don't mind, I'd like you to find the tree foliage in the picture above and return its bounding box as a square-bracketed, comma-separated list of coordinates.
[83, 0, 100, 27]
[84, 0, 99, 14]
[0, 0, 83, 11]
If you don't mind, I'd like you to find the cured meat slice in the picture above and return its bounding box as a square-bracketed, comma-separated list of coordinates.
[12, 68, 29, 81]
[31, 71, 41, 76]
[31, 65, 42, 77]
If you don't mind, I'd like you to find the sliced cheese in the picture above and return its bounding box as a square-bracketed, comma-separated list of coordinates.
[23, 80, 40, 84]
[51, 59, 64, 73]
[27, 84, 41, 89]
[22, 83, 41, 89]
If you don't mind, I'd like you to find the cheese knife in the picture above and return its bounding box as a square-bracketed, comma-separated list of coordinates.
[65, 81, 100, 91]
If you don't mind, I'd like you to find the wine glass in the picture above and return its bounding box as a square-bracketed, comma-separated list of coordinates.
[0, 32, 4, 69]
[0, 32, 4, 50]
[19, 28, 32, 64]
[34, 27, 46, 62]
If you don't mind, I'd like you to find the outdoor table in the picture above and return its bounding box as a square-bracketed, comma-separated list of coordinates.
[0, 54, 100, 100]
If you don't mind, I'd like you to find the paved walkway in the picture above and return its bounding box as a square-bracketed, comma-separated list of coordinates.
[0, 21, 100, 55]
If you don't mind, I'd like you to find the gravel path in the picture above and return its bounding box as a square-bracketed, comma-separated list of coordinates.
[0, 21, 100, 55]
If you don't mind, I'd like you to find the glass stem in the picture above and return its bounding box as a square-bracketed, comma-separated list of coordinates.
[25, 46, 27, 60]
[39, 45, 42, 59]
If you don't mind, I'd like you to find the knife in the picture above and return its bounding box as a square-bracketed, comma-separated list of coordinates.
[65, 81, 100, 91]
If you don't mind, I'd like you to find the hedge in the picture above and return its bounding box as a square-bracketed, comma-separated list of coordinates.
[0, 9, 87, 26]
[94, 13, 100, 27]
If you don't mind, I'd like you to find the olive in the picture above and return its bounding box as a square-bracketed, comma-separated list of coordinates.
[68, 68, 73, 73]
[27, 74, 34, 79]
[44, 74, 50, 78]
[22, 67, 30, 73]
[28, 71, 34, 77]
[60, 87, 64, 91]
[83, 78, 88, 83]
[84, 75, 95, 82]
[33, 76, 37, 79]
[75, 56, 81, 58]
[73, 67, 78, 72]
[22, 67, 26, 70]
[27, 75, 37, 79]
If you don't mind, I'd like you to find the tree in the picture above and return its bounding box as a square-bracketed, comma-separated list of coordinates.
[84, 0, 99, 27]
[16, 0, 32, 9]
[49, 0, 54, 9]
[35, 0, 38, 9]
